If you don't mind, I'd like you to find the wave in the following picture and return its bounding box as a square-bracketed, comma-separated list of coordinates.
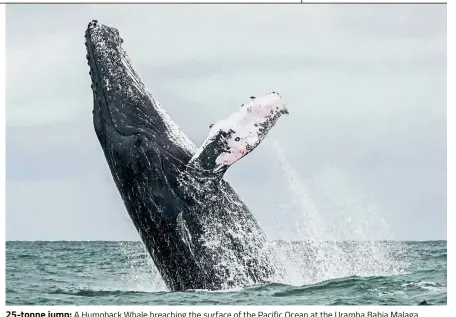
[50, 287, 157, 297]
[44, 273, 446, 305]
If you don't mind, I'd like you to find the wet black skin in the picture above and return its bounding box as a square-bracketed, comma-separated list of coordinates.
[85, 20, 278, 291]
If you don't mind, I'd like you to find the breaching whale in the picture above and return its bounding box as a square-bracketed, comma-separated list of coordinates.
[85, 20, 288, 291]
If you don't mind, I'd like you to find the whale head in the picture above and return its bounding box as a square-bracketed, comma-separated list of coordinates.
[188, 92, 288, 176]
[85, 20, 194, 167]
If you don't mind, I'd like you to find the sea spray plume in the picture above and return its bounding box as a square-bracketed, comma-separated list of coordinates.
[271, 141, 406, 285]
[85, 20, 286, 291]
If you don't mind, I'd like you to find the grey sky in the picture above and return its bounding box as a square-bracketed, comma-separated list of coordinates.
[6, 4, 446, 241]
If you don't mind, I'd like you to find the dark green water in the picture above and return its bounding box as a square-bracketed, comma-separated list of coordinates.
[5, 240, 446, 305]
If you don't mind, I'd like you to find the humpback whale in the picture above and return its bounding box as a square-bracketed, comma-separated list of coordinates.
[85, 20, 288, 291]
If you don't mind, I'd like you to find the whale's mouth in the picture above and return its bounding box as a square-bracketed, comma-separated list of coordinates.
[85, 20, 131, 136]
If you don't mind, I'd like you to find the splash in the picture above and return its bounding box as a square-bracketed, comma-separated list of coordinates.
[111, 141, 407, 291]
[117, 241, 167, 292]
[270, 141, 407, 286]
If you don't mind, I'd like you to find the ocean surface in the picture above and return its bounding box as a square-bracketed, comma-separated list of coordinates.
[5, 240, 446, 305]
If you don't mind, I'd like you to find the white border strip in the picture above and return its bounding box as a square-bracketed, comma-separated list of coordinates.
[446, 0, 453, 310]
[1, 1, 6, 309]
[0, 0, 448, 4]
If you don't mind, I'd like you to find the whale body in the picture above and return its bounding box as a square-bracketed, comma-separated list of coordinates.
[85, 20, 288, 291]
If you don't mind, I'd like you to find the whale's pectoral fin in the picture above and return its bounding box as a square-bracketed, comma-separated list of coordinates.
[186, 92, 289, 179]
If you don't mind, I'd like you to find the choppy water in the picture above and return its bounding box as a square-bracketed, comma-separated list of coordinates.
[5, 240, 446, 305]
